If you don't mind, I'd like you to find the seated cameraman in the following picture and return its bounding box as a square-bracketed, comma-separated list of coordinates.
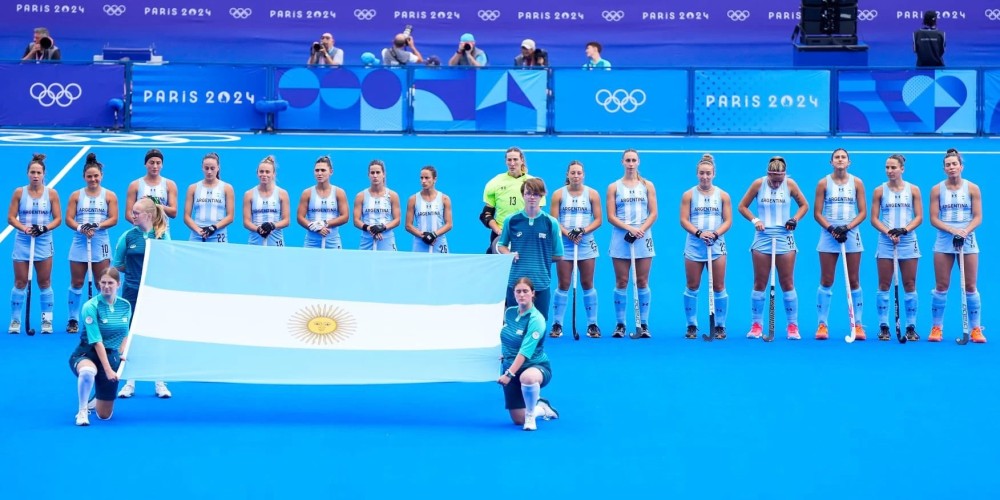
[307, 33, 343, 66]
[382, 32, 424, 66]
[513, 39, 547, 67]
[22, 27, 61, 61]
[448, 33, 487, 67]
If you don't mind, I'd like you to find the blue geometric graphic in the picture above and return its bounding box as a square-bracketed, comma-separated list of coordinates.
[838, 70, 976, 134]
[413, 68, 545, 132]
[275, 67, 404, 132]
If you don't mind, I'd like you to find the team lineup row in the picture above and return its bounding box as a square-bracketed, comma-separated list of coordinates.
[7, 146, 984, 345]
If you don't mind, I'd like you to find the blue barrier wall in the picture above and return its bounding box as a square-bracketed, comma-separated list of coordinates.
[2, 63, 998, 135]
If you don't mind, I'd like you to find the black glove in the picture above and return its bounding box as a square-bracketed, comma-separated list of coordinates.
[370, 224, 386, 235]
[82, 223, 99, 232]
[257, 222, 275, 237]
[833, 225, 849, 244]
[784, 218, 797, 231]
[952, 234, 966, 249]
[623, 232, 637, 243]
[202, 225, 218, 237]
[421, 232, 437, 245]
[29, 224, 47, 237]
[568, 228, 584, 240]
[888, 227, 908, 237]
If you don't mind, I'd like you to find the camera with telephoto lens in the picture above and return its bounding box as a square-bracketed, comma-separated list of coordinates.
[402, 25, 413, 41]
[463, 43, 472, 52]
[39, 36, 52, 50]
[312, 41, 323, 53]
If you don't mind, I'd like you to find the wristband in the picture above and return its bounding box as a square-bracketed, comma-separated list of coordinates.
[504, 369, 516, 378]
[751, 218, 760, 225]
[362, 224, 369, 232]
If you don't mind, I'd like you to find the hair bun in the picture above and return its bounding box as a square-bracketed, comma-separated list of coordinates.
[31, 153, 46, 162]
[86, 152, 98, 163]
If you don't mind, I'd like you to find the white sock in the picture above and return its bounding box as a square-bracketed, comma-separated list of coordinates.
[77, 366, 97, 411]
[521, 383, 540, 417]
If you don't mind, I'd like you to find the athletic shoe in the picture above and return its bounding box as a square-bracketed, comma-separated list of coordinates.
[787, 323, 801, 341]
[586, 324, 601, 338]
[612, 323, 626, 338]
[815, 323, 829, 340]
[75, 410, 90, 427]
[523, 413, 537, 431]
[853, 325, 866, 341]
[66, 319, 79, 334]
[8, 320, 19, 334]
[714, 326, 727, 340]
[41, 319, 53, 334]
[746, 323, 763, 339]
[928, 326, 943, 342]
[639, 324, 652, 339]
[117, 381, 135, 398]
[535, 398, 559, 420]
[905, 325, 920, 342]
[971, 326, 987, 344]
[878, 324, 891, 341]
[87, 396, 97, 411]
[549, 323, 563, 338]
[685, 325, 698, 339]
[155, 381, 172, 399]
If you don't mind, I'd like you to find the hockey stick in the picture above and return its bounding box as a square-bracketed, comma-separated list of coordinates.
[25, 236, 36, 336]
[842, 242, 859, 343]
[628, 240, 644, 339]
[702, 242, 716, 342]
[763, 238, 776, 342]
[571, 243, 579, 341]
[956, 245, 970, 345]
[893, 244, 905, 344]
[86, 236, 94, 299]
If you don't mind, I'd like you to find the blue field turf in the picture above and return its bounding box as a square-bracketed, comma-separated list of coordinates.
[0, 131, 996, 498]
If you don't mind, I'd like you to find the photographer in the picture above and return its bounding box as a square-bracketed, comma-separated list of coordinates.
[513, 39, 547, 67]
[448, 33, 487, 67]
[381, 28, 424, 66]
[307, 32, 343, 66]
[22, 27, 61, 61]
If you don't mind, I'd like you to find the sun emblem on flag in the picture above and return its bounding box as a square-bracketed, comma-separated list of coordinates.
[288, 305, 357, 345]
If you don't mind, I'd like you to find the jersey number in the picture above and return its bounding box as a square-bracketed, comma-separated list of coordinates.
[509, 196, 517, 206]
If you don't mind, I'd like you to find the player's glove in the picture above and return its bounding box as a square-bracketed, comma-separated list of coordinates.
[569, 228, 584, 240]
[888, 227, 908, 237]
[952, 234, 966, 249]
[421, 232, 437, 245]
[623, 232, 637, 243]
[308, 221, 325, 232]
[784, 218, 798, 231]
[834, 225, 849, 244]
[29, 224, 47, 237]
[370, 224, 386, 235]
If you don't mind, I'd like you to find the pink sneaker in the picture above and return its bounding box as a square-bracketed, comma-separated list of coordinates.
[746, 323, 763, 339]
[787, 324, 801, 340]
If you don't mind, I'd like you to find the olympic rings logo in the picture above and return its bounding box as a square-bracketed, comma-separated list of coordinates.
[229, 8, 252, 19]
[986, 9, 1000, 21]
[602, 10, 624, 22]
[29, 83, 83, 108]
[595, 89, 646, 113]
[354, 9, 376, 20]
[727, 10, 750, 21]
[857, 10, 878, 21]
[103, 4, 126, 16]
[478, 10, 500, 21]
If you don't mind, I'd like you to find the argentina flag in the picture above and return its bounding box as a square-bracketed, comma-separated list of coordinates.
[122, 240, 513, 385]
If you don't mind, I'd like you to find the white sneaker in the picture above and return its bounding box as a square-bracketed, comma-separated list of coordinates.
[75, 410, 90, 426]
[155, 381, 172, 399]
[87, 396, 97, 411]
[535, 398, 559, 420]
[118, 382, 135, 398]
[41, 319, 53, 334]
[522, 413, 537, 431]
[8, 320, 20, 334]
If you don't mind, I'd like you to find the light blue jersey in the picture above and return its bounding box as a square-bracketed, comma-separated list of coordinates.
[934, 180, 978, 254]
[876, 182, 920, 259]
[610, 180, 654, 259]
[136, 178, 171, 228]
[69, 188, 111, 262]
[558, 186, 598, 260]
[360, 189, 396, 251]
[755, 176, 790, 228]
[248, 187, 283, 246]
[411, 191, 448, 253]
[684, 186, 726, 262]
[12, 186, 54, 261]
[189, 181, 229, 242]
[817, 174, 863, 253]
[304, 186, 342, 249]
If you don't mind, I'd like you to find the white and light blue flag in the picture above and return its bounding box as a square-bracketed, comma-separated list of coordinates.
[123, 240, 513, 385]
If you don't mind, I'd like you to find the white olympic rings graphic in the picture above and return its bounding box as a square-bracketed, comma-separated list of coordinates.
[0, 132, 243, 145]
[354, 9, 377, 20]
[103, 4, 126, 16]
[29, 83, 83, 108]
[727, 10, 750, 22]
[595, 89, 646, 113]
[478, 10, 500, 21]
[602, 10, 625, 22]
[857, 10, 878, 21]
[229, 8, 252, 19]
[986, 9, 1000, 21]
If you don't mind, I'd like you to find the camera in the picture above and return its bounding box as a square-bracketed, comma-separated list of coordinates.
[402, 24, 413, 40]
[463, 43, 472, 52]
[39, 36, 52, 50]
[312, 41, 323, 52]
